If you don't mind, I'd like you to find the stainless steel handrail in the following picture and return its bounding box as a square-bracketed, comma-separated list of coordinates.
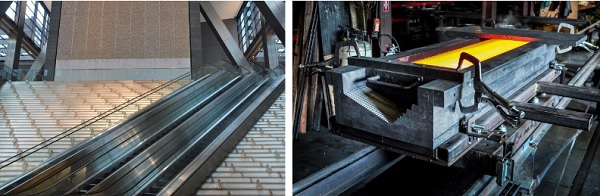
[159, 75, 285, 196]
[134, 75, 275, 195]
[84, 74, 265, 195]
[0, 66, 227, 190]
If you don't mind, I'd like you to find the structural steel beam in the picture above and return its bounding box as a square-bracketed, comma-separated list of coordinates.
[4, 1, 26, 80]
[255, 1, 285, 45]
[538, 81, 600, 102]
[244, 25, 267, 59]
[262, 22, 279, 69]
[0, 17, 41, 58]
[198, 2, 251, 70]
[24, 43, 46, 81]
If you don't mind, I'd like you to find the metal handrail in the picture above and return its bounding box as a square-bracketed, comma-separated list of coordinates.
[0, 66, 14, 81]
[0, 70, 193, 171]
[14, 71, 238, 195]
[81, 73, 263, 195]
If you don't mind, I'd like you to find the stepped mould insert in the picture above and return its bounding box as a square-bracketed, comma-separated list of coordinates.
[412, 39, 529, 69]
[330, 38, 556, 166]
[347, 39, 531, 123]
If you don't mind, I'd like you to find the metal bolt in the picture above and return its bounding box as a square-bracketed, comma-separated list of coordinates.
[540, 93, 547, 97]
[531, 97, 540, 105]
[497, 124, 507, 133]
[471, 123, 485, 133]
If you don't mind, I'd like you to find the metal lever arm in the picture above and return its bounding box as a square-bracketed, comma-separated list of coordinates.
[458, 52, 525, 127]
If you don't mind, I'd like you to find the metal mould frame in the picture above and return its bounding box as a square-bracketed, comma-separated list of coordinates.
[441, 26, 587, 47]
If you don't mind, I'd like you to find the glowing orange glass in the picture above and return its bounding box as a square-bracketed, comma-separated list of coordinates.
[412, 39, 529, 70]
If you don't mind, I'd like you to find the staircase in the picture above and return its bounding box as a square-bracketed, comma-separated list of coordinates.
[196, 92, 285, 196]
[0, 79, 189, 184]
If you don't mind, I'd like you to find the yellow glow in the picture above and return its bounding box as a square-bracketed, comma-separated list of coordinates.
[412, 39, 529, 70]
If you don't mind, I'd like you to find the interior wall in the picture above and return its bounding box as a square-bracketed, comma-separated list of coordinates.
[200, 18, 239, 66]
[55, 1, 190, 81]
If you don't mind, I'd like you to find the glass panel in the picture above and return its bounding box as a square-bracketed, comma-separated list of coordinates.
[35, 27, 42, 37]
[25, 9, 34, 19]
[6, 1, 17, 22]
[34, 36, 40, 46]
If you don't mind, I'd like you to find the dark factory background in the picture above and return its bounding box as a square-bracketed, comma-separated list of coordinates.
[293, 1, 600, 195]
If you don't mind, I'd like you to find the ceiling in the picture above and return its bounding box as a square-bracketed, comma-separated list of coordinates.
[208, 1, 243, 20]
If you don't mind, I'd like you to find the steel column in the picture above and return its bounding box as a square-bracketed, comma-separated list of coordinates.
[189, 1, 203, 79]
[43, 1, 61, 81]
[379, 1, 392, 56]
[198, 2, 251, 70]
[255, 1, 285, 45]
[482, 1, 497, 21]
[4, 1, 27, 80]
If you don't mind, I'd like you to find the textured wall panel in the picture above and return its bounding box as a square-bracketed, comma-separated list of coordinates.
[100, 10, 117, 59]
[56, 13, 74, 61]
[74, 1, 90, 14]
[160, 12, 176, 58]
[175, 6, 190, 58]
[115, 9, 132, 59]
[71, 12, 88, 59]
[86, 13, 103, 59]
[57, 1, 190, 61]
[144, 2, 161, 58]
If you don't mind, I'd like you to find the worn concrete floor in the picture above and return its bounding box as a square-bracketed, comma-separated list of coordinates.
[293, 126, 367, 183]
[293, 100, 600, 195]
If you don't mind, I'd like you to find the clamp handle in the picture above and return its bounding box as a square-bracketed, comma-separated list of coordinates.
[556, 23, 575, 54]
[457, 52, 524, 127]
[457, 52, 482, 113]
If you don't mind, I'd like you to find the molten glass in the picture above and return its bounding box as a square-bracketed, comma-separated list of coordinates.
[412, 39, 529, 70]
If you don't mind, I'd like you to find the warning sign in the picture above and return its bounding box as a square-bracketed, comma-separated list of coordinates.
[383, 1, 389, 12]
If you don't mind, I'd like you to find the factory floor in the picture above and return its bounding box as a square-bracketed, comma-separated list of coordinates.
[293, 100, 600, 195]
[293, 126, 368, 183]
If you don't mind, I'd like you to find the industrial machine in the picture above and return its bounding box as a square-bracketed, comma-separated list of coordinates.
[322, 24, 600, 193]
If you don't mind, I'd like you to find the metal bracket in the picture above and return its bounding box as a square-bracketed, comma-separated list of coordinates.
[557, 23, 575, 54]
[549, 61, 566, 72]
[457, 52, 525, 127]
[481, 18, 496, 29]
[556, 23, 599, 54]
[496, 158, 515, 185]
